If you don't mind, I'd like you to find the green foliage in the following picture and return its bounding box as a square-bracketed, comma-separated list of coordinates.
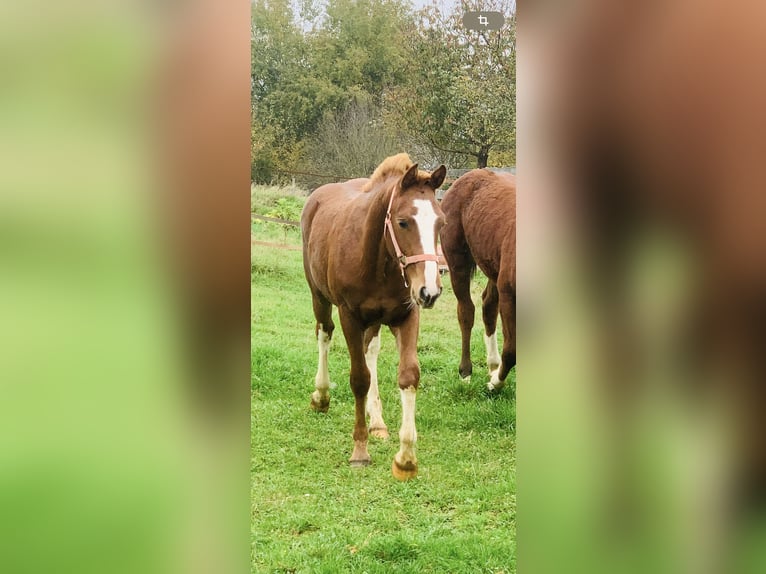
[252, 186, 307, 243]
[251, 0, 332, 181]
[489, 148, 516, 168]
[265, 196, 302, 222]
[251, 122, 279, 183]
[316, 0, 410, 101]
[251, 184, 307, 215]
[251, 0, 413, 183]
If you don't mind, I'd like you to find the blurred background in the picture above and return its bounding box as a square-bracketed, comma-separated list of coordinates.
[0, 1, 249, 573]
[519, 1, 766, 573]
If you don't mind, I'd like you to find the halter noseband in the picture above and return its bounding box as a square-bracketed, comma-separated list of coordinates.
[383, 187, 440, 287]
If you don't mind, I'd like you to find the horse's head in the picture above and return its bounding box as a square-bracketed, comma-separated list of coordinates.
[385, 163, 447, 309]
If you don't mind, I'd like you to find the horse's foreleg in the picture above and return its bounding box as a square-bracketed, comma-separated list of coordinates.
[339, 307, 371, 466]
[364, 325, 388, 439]
[482, 280, 502, 377]
[390, 311, 421, 480]
[310, 294, 335, 412]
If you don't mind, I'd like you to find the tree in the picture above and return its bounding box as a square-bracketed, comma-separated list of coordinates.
[313, 0, 410, 105]
[251, 0, 313, 181]
[302, 98, 400, 187]
[384, 0, 516, 168]
[251, 0, 413, 183]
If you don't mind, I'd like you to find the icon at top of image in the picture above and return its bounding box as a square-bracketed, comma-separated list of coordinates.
[463, 11, 505, 32]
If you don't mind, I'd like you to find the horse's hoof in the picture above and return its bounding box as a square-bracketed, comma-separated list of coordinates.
[460, 375, 472, 383]
[391, 459, 418, 481]
[486, 383, 505, 393]
[350, 440, 370, 466]
[487, 370, 505, 392]
[459, 366, 472, 379]
[310, 394, 329, 413]
[369, 426, 389, 439]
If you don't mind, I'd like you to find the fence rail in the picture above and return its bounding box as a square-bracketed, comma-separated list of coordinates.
[274, 168, 358, 181]
[259, 166, 516, 191]
[251, 239, 301, 251]
[252, 213, 301, 227]
[252, 219, 450, 272]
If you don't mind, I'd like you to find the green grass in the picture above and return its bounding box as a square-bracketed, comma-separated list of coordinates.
[252, 184, 308, 215]
[252, 192, 515, 574]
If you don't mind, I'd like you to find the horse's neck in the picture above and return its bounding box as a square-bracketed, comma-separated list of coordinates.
[361, 184, 395, 280]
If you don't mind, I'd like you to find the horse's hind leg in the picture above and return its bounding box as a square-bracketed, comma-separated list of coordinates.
[442, 218, 475, 379]
[449, 261, 475, 380]
[310, 292, 335, 412]
[489, 288, 516, 392]
[364, 324, 388, 439]
[482, 280, 502, 377]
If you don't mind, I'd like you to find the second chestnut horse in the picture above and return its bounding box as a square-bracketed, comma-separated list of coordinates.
[440, 169, 516, 391]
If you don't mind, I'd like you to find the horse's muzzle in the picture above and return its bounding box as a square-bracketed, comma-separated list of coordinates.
[418, 286, 442, 309]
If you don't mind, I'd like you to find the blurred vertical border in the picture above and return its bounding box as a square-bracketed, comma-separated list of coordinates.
[0, 1, 250, 573]
[518, 1, 766, 573]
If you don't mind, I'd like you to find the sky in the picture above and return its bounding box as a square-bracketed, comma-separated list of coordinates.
[410, 0, 516, 13]
[283, 0, 515, 33]
[410, 0, 461, 10]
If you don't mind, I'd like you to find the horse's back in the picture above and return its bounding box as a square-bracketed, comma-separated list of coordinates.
[442, 170, 515, 285]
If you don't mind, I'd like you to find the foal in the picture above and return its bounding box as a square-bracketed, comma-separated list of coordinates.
[301, 154, 446, 480]
[440, 170, 516, 391]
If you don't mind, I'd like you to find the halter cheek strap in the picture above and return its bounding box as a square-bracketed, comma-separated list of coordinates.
[383, 188, 441, 286]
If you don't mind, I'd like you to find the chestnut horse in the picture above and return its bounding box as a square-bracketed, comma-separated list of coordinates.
[440, 170, 516, 391]
[301, 154, 446, 480]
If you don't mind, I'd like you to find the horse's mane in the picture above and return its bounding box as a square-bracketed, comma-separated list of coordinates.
[361, 153, 431, 192]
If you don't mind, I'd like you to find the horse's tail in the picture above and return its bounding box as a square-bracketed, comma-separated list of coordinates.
[468, 257, 478, 279]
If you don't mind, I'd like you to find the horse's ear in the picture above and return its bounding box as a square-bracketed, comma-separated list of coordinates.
[429, 165, 447, 189]
[400, 163, 419, 190]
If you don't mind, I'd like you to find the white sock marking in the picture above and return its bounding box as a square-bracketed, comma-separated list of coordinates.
[488, 368, 504, 391]
[365, 333, 386, 429]
[314, 326, 331, 399]
[484, 331, 501, 372]
[398, 387, 417, 463]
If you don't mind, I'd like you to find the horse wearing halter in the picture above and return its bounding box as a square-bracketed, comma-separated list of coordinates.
[383, 185, 440, 287]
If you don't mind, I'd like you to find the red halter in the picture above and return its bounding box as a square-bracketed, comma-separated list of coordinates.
[383, 187, 441, 286]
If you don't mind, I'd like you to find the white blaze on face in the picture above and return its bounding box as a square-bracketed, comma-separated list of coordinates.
[412, 199, 440, 296]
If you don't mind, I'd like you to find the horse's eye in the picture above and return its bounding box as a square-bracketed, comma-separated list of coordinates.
[398, 220, 408, 229]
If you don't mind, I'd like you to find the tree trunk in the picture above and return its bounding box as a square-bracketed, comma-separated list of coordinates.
[476, 146, 490, 168]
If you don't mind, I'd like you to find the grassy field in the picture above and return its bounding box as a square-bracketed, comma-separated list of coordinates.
[252, 187, 516, 573]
